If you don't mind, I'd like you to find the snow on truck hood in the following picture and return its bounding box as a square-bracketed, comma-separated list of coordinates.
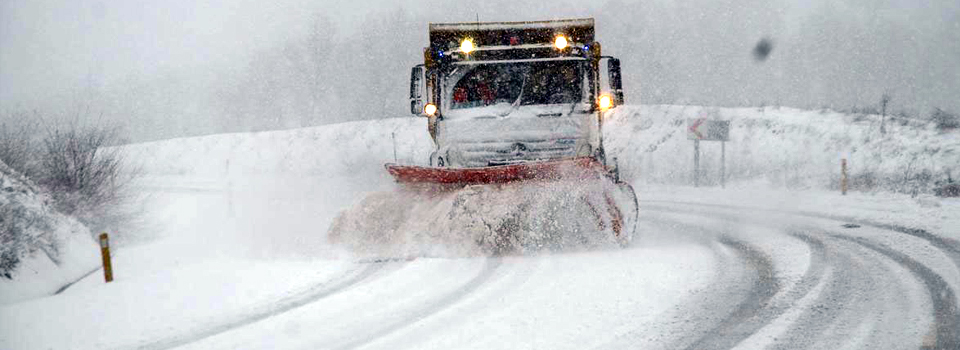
[438, 103, 589, 144]
[436, 104, 594, 167]
[442, 102, 590, 120]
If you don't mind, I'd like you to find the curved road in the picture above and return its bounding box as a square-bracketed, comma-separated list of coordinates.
[42, 179, 953, 350]
[145, 197, 960, 350]
[623, 201, 960, 350]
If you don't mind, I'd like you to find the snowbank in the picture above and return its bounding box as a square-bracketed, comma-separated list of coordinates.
[605, 105, 959, 194]
[0, 161, 100, 305]
[122, 105, 958, 195]
[121, 118, 433, 179]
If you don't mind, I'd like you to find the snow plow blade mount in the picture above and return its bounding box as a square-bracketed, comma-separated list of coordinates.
[385, 157, 605, 186]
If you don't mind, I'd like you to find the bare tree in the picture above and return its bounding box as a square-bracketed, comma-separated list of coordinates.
[34, 122, 130, 225]
[0, 111, 41, 174]
[880, 93, 891, 134]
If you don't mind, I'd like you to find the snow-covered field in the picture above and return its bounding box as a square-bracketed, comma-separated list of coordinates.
[1, 105, 957, 349]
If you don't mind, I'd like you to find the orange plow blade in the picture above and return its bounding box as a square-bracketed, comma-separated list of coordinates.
[385, 157, 603, 186]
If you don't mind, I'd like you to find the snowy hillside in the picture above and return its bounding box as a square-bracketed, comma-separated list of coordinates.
[606, 105, 958, 193]
[0, 161, 99, 305]
[124, 105, 958, 194]
[122, 118, 433, 179]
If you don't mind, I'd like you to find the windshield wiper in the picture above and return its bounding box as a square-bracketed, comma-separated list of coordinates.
[500, 75, 527, 117]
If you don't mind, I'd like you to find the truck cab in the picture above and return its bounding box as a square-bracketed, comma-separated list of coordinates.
[409, 18, 624, 168]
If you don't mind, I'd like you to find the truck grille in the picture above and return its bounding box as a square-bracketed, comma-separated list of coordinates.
[453, 138, 579, 167]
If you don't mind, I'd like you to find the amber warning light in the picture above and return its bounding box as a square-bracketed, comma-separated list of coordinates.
[460, 38, 475, 54]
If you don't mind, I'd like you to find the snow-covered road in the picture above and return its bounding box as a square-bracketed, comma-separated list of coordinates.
[2, 108, 958, 349]
[4, 175, 958, 350]
[635, 201, 958, 349]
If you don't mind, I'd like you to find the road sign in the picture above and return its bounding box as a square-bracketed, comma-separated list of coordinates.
[687, 118, 731, 188]
[687, 119, 730, 141]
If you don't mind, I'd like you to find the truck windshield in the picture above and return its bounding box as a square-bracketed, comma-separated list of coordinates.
[449, 60, 583, 109]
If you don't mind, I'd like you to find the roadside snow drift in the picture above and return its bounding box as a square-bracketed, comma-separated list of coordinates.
[605, 105, 959, 193]
[123, 105, 958, 194]
[0, 161, 99, 305]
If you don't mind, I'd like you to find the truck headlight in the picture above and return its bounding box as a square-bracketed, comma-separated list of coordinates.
[424, 103, 438, 116]
[598, 94, 612, 111]
[554, 35, 568, 50]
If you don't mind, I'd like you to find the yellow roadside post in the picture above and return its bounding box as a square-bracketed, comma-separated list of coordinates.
[99, 233, 113, 282]
[841, 159, 848, 195]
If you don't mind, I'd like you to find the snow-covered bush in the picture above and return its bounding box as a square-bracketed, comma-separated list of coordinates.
[930, 108, 960, 131]
[0, 116, 40, 175]
[0, 196, 57, 279]
[1, 161, 56, 279]
[0, 113, 138, 234]
[34, 124, 128, 222]
[0, 160, 99, 304]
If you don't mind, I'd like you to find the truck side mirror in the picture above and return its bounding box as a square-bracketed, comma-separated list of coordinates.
[410, 65, 425, 115]
[607, 58, 624, 106]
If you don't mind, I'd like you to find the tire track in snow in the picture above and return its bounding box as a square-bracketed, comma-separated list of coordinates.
[134, 261, 391, 350]
[647, 200, 960, 270]
[726, 230, 834, 349]
[330, 257, 503, 350]
[802, 211, 960, 268]
[597, 212, 795, 350]
[619, 206, 835, 350]
[680, 236, 780, 350]
[734, 228, 890, 349]
[359, 256, 544, 350]
[643, 200, 960, 349]
[833, 235, 960, 349]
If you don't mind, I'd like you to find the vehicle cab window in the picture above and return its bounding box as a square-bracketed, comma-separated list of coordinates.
[450, 61, 583, 109]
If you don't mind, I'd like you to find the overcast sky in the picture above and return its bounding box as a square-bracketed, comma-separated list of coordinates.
[1, 0, 958, 141]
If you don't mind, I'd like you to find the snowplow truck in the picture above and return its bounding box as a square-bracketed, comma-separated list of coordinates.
[329, 18, 637, 256]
